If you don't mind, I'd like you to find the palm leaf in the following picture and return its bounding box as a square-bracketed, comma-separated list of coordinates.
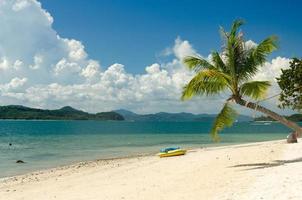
[240, 81, 271, 100]
[183, 56, 215, 72]
[224, 20, 246, 84]
[211, 103, 237, 142]
[181, 69, 230, 100]
[211, 51, 228, 73]
[229, 19, 245, 39]
[219, 26, 228, 41]
[252, 36, 278, 65]
[241, 36, 278, 80]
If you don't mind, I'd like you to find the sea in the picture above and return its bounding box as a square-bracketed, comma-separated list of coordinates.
[0, 120, 296, 178]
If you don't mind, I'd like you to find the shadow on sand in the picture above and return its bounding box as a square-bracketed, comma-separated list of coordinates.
[231, 157, 302, 170]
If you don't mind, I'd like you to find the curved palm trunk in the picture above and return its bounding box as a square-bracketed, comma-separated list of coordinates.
[235, 98, 302, 135]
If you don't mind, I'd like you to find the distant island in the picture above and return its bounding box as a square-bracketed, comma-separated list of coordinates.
[255, 114, 302, 122]
[113, 109, 252, 122]
[0, 105, 253, 122]
[3, 105, 299, 122]
[0, 105, 124, 121]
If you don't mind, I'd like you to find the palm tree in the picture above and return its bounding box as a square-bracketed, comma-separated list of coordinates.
[182, 19, 302, 141]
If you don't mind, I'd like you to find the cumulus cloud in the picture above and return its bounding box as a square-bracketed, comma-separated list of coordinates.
[80, 60, 101, 80]
[254, 57, 291, 82]
[161, 37, 198, 60]
[54, 58, 81, 76]
[0, 77, 28, 102]
[29, 54, 43, 70]
[64, 39, 87, 61]
[12, 0, 30, 12]
[0, 57, 10, 70]
[252, 57, 291, 111]
[0, 0, 91, 85]
[0, 0, 294, 115]
[244, 40, 257, 50]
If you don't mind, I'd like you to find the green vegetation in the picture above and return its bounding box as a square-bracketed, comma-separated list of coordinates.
[277, 58, 302, 112]
[255, 114, 302, 122]
[181, 19, 302, 141]
[0, 105, 124, 121]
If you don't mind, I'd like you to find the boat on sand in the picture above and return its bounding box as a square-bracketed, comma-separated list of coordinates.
[158, 147, 187, 158]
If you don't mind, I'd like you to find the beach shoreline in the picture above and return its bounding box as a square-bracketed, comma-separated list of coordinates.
[0, 139, 282, 181]
[0, 152, 156, 183]
[1, 139, 302, 199]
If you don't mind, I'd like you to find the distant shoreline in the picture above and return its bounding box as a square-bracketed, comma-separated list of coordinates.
[0, 105, 255, 122]
[0, 105, 124, 121]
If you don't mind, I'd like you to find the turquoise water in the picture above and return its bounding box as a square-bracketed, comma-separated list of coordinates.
[0, 120, 295, 178]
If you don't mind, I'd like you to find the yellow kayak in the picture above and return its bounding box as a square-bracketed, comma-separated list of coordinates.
[158, 149, 187, 158]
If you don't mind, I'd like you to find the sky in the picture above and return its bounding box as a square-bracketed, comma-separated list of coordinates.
[39, 0, 302, 73]
[0, 0, 301, 114]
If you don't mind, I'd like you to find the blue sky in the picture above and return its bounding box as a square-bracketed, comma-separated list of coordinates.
[40, 0, 302, 74]
[0, 0, 299, 114]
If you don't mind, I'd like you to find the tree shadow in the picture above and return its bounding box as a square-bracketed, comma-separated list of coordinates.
[231, 157, 302, 170]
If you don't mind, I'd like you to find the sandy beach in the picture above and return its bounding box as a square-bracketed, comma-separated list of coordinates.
[1, 140, 302, 200]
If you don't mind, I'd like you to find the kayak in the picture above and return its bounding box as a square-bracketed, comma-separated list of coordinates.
[160, 147, 180, 153]
[158, 149, 187, 158]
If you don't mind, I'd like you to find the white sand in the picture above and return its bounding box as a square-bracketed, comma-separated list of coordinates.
[1, 140, 302, 200]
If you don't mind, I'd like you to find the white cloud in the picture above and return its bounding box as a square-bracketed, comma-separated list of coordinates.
[12, 0, 30, 12]
[251, 57, 292, 112]
[244, 40, 257, 50]
[0, 0, 93, 85]
[54, 58, 81, 76]
[13, 59, 23, 69]
[173, 37, 197, 60]
[0, 77, 27, 93]
[165, 37, 198, 60]
[0, 0, 295, 115]
[160, 37, 198, 60]
[0, 57, 23, 70]
[9, 77, 27, 88]
[63, 38, 87, 61]
[0, 57, 10, 70]
[254, 57, 291, 83]
[29, 54, 43, 70]
[145, 63, 161, 74]
[81, 60, 100, 80]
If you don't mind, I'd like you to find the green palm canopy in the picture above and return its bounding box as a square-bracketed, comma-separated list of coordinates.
[182, 19, 279, 141]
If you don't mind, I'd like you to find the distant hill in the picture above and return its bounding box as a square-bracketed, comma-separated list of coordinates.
[0, 105, 254, 122]
[113, 109, 252, 122]
[0, 105, 124, 121]
[255, 114, 302, 122]
[114, 109, 139, 118]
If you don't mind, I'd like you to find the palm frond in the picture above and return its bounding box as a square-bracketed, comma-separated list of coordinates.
[240, 81, 271, 100]
[211, 103, 237, 142]
[240, 36, 278, 80]
[181, 69, 230, 100]
[211, 51, 228, 73]
[219, 26, 228, 41]
[224, 20, 246, 84]
[252, 36, 278, 65]
[183, 56, 215, 72]
[229, 19, 245, 39]
[235, 36, 278, 82]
